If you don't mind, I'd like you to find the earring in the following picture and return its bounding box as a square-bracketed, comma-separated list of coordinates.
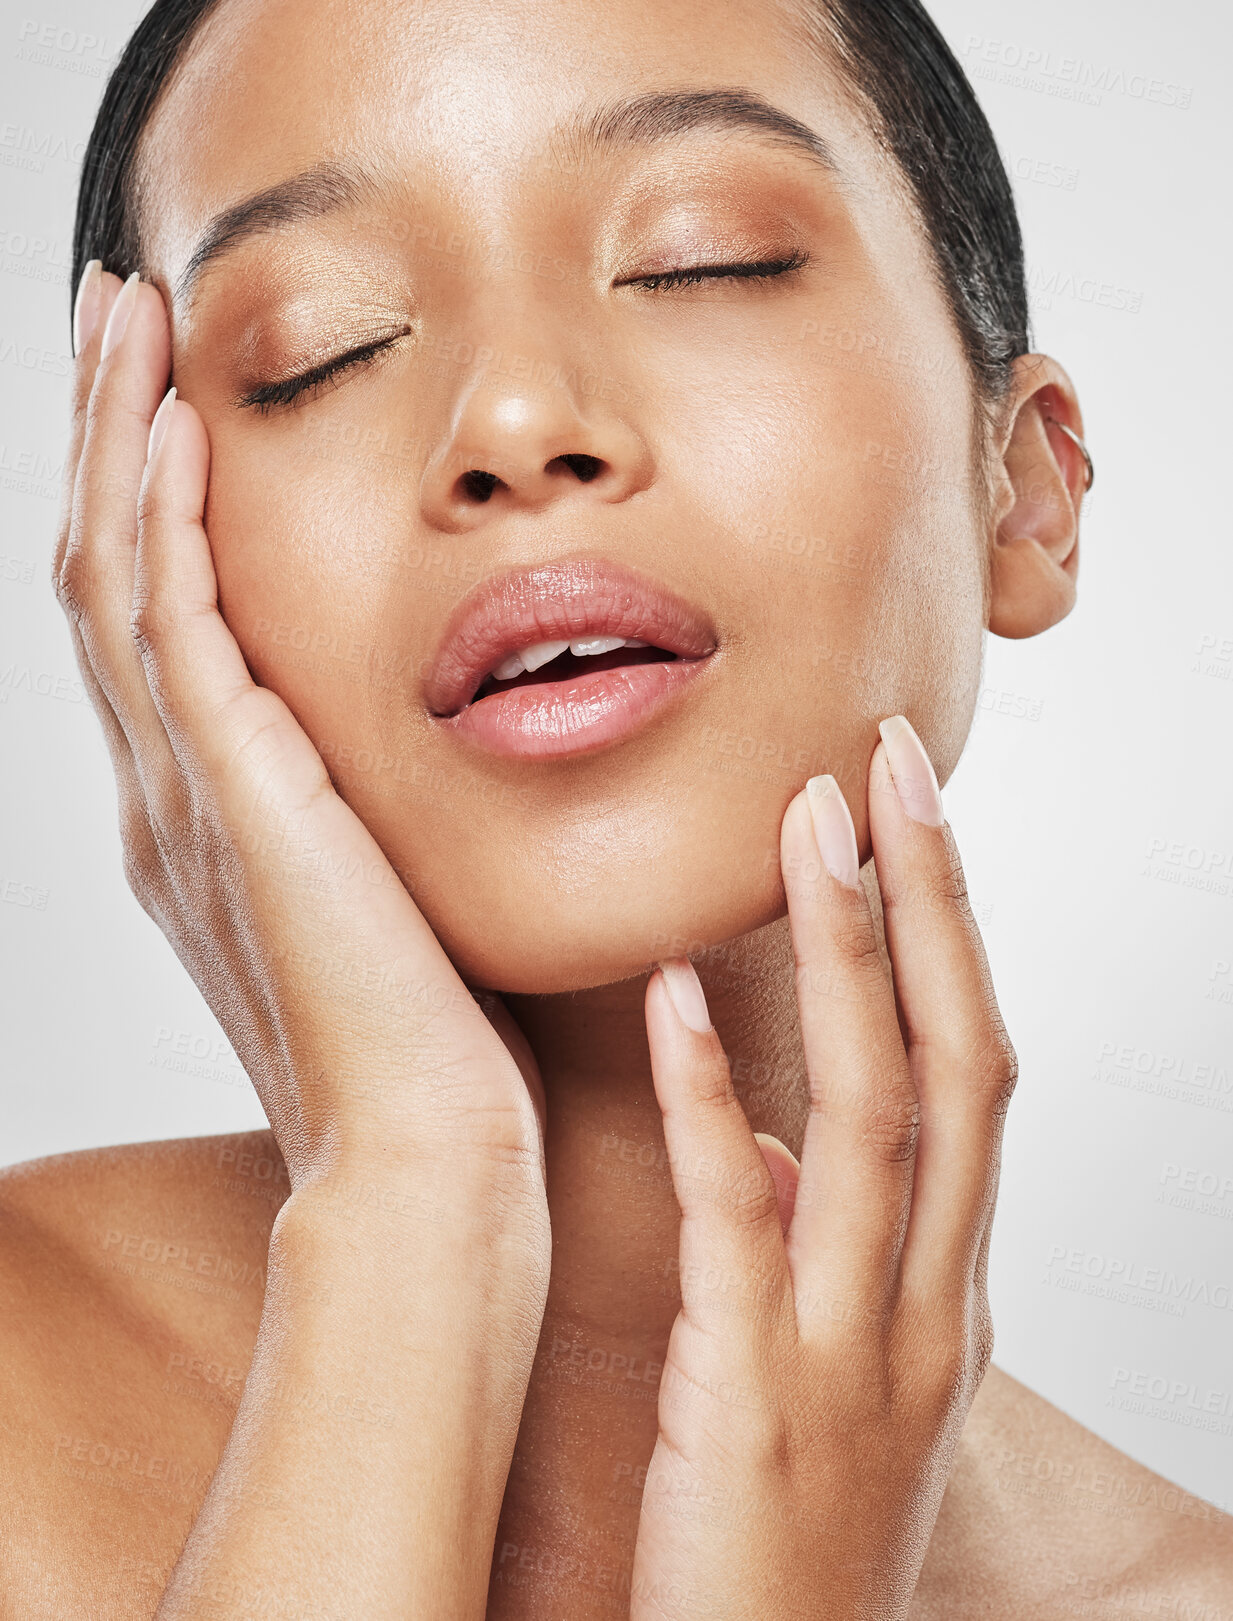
[1045, 417, 1094, 493]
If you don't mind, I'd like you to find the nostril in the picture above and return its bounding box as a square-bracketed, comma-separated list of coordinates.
[461, 468, 501, 502]
[555, 453, 603, 483]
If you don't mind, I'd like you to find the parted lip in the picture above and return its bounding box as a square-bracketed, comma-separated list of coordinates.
[425, 557, 718, 719]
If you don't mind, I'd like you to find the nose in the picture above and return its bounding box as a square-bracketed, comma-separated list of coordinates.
[419, 351, 654, 532]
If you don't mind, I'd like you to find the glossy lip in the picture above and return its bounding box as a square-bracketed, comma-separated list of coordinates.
[425, 557, 718, 759]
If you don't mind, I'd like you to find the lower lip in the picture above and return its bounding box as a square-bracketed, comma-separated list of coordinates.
[434, 655, 712, 759]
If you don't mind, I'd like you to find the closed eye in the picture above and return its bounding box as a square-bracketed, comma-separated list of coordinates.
[614, 248, 809, 292]
[237, 250, 808, 412]
[238, 327, 413, 413]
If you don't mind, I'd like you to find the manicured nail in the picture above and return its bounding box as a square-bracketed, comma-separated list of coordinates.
[805, 774, 860, 887]
[146, 386, 177, 464]
[100, 270, 140, 360]
[72, 259, 102, 355]
[656, 958, 712, 1034]
[877, 715, 944, 826]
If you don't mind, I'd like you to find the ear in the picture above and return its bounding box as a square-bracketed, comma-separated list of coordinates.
[987, 354, 1089, 640]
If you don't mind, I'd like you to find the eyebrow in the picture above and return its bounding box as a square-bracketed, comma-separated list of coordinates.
[173, 157, 387, 309]
[570, 87, 838, 173]
[173, 88, 837, 308]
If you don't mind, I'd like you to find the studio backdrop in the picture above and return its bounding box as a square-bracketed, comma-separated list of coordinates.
[2, 0, 1230, 1513]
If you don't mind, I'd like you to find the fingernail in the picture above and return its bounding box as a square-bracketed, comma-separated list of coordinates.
[100, 270, 140, 360]
[147, 386, 176, 464]
[656, 958, 712, 1034]
[805, 774, 861, 888]
[877, 715, 944, 826]
[72, 259, 102, 355]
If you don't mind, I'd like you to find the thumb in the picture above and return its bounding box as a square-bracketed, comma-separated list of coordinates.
[754, 1132, 801, 1236]
[469, 986, 548, 1165]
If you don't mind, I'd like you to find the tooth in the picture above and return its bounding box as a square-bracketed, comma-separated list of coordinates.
[518, 639, 571, 673]
[623, 639, 648, 648]
[569, 636, 626, 657]
[491, 652, 527, 681]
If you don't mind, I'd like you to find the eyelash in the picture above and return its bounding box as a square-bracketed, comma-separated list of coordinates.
[238, 329, 410, 413]
[240, 250, 809, 412]
[617, 248, 810, 292]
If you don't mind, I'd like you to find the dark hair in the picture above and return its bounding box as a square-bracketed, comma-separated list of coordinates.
[72, 0, 1029, 403]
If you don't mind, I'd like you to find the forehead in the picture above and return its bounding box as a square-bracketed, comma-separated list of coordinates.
[135, 0, 896, 283]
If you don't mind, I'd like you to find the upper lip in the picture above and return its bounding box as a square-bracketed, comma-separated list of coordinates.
[425, 557, 718, 718]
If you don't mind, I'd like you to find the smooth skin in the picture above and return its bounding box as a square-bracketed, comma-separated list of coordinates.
[53, 262, 555, 1618]
[11, 260, 1228, 1621]
[632, 745, 1011, 1620]
[57, 260, 1010, 1619]
[3, 0, 1232, 1612]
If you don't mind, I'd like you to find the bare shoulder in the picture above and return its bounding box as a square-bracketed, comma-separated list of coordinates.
[913, 1362, 1233, 1617]
[0, 1125, 285, 1374]
[0, 1131, 284, 1619]
[0, 1127, 288, 1247]
[0, 1129, 285, 1345]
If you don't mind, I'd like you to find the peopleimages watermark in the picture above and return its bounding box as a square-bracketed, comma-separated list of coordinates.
[1092, 1038, 1233, 1112]
[961, 34, 1193, 110]
[1107, 1367, 1233, 1441]
[1044, 1244, 1233, 1315]
[14, 19, 120, 77]
[1111, 1367, 1233, 1416]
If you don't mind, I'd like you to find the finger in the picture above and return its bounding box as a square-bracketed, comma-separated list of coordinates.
[645, 960, 793, 1335]
[752, 1133, 800, 1236]
[866, 717, 1018, 1297]
[54, 268, 171, 899]
[59, 273, 178, 787]
[55, 267, 130, 757]
[132, 394, 463, 984]
[134, 391, 327, 801]
[780, 774, 918, 1327]
[55, 262, 123, 578]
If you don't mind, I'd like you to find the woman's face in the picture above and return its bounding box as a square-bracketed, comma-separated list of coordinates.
[136, 0, 989, 993]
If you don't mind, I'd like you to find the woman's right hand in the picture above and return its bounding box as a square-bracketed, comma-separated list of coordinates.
[55, 264, 547, 1196]
[55, 264, 550, 1619]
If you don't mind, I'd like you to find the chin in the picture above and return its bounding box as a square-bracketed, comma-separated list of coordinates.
[420, 854, 788, 996]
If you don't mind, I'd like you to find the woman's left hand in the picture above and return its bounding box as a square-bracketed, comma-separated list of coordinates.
[633, 714, 1018, 1620]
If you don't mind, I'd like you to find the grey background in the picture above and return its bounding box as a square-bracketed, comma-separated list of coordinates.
[2, 0, 1230, 1508]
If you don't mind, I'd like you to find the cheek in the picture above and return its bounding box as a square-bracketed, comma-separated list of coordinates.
[186, 331, 987, 996]
[201, 431, 422, 753]
[649, 327, 986, 834]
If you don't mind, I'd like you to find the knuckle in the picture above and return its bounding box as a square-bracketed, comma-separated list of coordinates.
[54, 550, 90, 625]
[825, 902, 887, 978]
[857, 1077, 921, 1162]
[742, 1399, 795, 1478]
[928, 1338, 971, 1413]
[119, 821, 155, 901]
[882, 831, 970, 919]
[720, 1163, 781, 1230]
[930, 837, 972, 912]
[120, 798, 184, 929]
[129, 592, 168, 658]
[919, 1299, 995, 1411]
[973, 1025, 1019, 1118]
[690, 1055, 738, 1111]
[972, 1299, 996, 1378]
[135, 477, 167, 532]
[118, 788, 159, 862]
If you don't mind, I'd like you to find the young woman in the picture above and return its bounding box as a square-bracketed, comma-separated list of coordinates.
[4, 0, 1230, 1613]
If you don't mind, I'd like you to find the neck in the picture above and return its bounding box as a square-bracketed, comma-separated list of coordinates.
[506, 908, 813, 1342]
[487, 863, 886, 1612]
[507, 860, 886, 1334]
